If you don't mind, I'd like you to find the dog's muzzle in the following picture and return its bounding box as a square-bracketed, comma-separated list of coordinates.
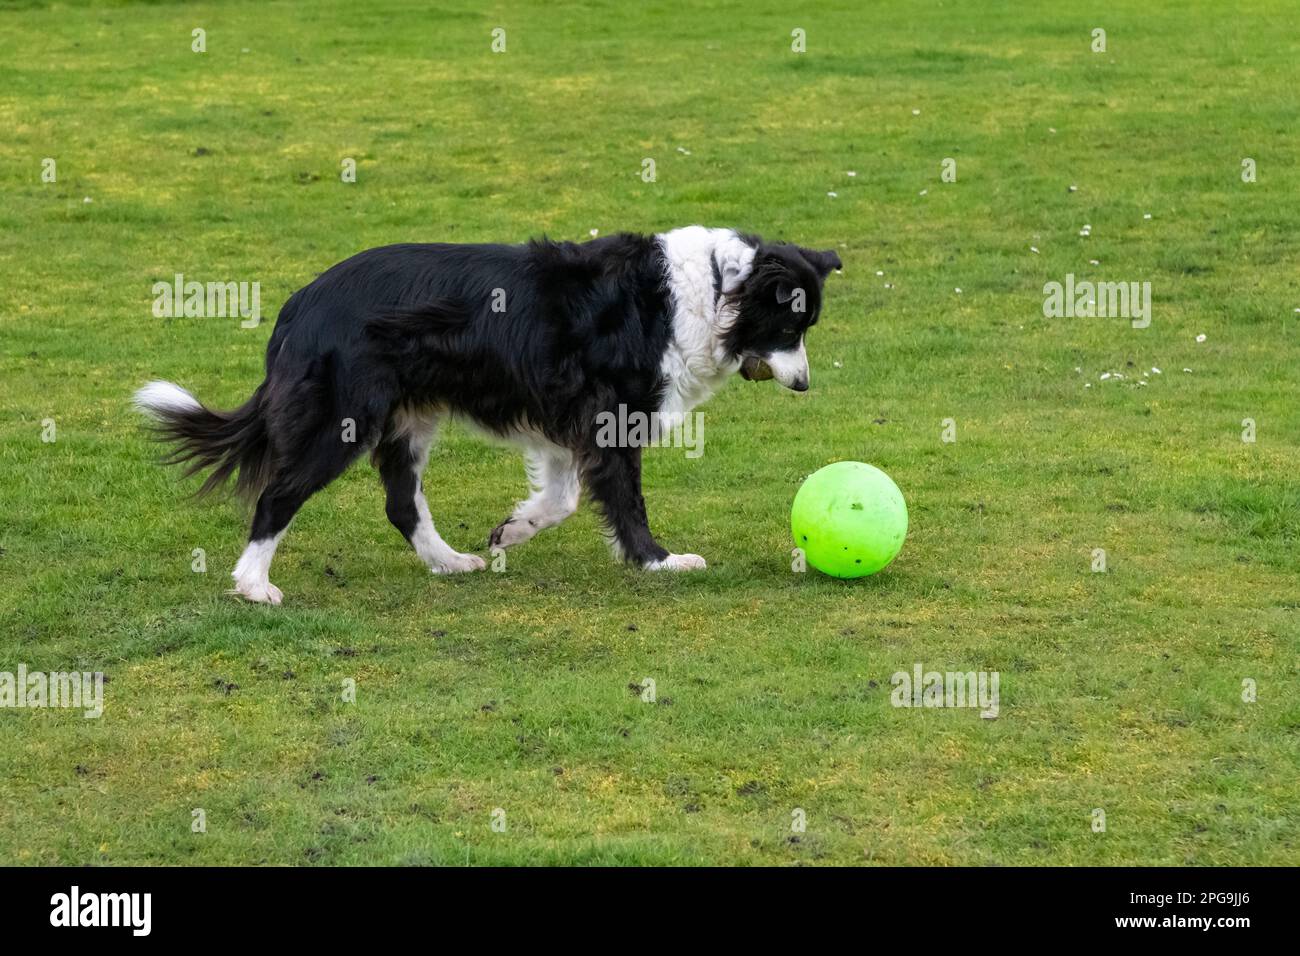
[739, 356, 774, 381]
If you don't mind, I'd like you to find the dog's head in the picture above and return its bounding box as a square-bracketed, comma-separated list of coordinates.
[717, 237, 842, 392]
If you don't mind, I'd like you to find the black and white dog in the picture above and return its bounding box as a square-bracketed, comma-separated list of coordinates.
[136, 226, 841, 603]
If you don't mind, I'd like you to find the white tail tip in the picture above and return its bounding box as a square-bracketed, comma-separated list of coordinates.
[134, 380, 202, 417]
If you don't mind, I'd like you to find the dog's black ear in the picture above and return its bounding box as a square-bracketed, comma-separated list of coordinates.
[775, 283, 797, 305]
[798, 247, 843, 279]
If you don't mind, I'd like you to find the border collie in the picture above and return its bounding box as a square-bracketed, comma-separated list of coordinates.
[135, 226, 841, 603]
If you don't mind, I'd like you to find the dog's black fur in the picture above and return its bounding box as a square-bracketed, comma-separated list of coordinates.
[140, 231, 841, 586]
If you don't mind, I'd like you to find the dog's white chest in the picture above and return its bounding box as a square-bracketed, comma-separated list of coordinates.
[655, 225, 749, 426]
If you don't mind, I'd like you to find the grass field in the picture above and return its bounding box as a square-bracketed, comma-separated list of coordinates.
[2, 0, 1298, 865]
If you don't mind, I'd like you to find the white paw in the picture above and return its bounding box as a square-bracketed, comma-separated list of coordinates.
[645, 553, 707, 571]
[490, 518, 536, 548]
[431, 552, 487, 574]
[231, 580, 283, 605]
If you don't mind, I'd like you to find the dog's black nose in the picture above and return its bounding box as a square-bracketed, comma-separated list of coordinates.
[789, 377, 809, 392]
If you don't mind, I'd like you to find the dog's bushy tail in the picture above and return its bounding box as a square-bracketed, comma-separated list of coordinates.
[133, 380, 272, 500]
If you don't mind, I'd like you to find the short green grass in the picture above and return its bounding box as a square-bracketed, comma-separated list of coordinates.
[2, 0, 1298, 865]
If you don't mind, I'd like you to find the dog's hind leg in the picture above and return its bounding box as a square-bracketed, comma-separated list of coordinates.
[232, 486, 309, 605]
[233, 450, 365, 604]
[231, 380, 380, 604]
[488, 444, 580, 549]
[375, 409, 485, 574]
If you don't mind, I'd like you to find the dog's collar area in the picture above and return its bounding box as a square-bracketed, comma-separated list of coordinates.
[709, 252, 723, 312]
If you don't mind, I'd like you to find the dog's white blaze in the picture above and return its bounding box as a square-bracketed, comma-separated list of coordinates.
[133, 380, 201, 417]
[764, 339, 809, 389]
[656, 226, 754, 420]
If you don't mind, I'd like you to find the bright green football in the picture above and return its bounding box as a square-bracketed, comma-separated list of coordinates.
[791, 461, 908, 578]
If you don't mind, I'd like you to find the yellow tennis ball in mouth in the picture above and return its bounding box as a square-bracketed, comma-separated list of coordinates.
[791, 461, 908, 578]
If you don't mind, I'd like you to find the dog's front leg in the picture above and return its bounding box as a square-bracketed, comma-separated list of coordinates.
[582, 445, 706, 571]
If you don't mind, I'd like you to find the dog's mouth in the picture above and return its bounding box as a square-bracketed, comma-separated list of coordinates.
[739, 356, 774, 382]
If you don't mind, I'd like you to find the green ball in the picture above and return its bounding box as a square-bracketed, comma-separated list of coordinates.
[791, 461, 908, 578]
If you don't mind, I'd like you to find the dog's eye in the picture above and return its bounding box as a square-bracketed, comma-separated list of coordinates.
[781, 327, 797, 336]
